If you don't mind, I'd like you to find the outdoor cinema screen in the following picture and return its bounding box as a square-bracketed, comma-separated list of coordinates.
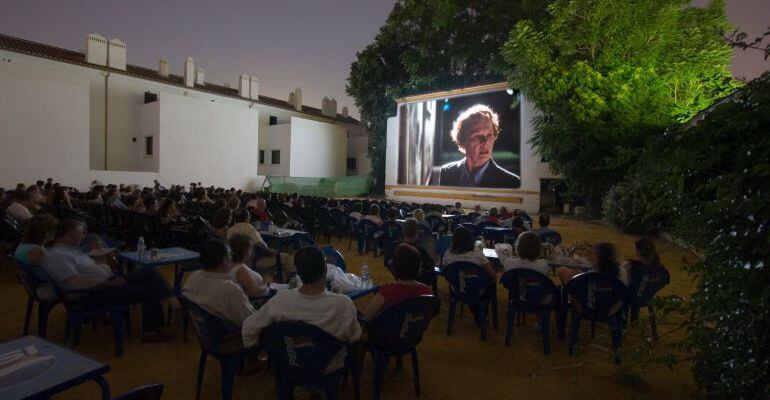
[397, 89, 520, 189]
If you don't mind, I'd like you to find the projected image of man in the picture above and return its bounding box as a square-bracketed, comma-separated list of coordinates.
[436, 104, 520, 188]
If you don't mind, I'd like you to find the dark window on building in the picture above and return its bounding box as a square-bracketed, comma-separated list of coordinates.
[269, 116, 278, 125]
[259, 150, 265, 164]
[144, 92, 158, 104]
[347, 157, 357, 170]
[145, 136, 153, 156]
[271, 150, 281, 165]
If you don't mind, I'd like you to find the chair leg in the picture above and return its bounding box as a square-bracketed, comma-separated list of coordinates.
[446, 298, 456, 335]
[220, 355, 240, 400]
[648, 305, 659, 339]
[23, 296, 34, 335]
[568, 311, 581, 356]
[110, 309, 125, 357]
[590, 321, 596, 338]
[505, 304, 515, 346]
[610, 316, 623, 365]
[491, 295, 499, 330]
[541, 310, 551, 355]
[372, 351, 388, 400]
[38, 301, 55, 338]
[477, 304, 488, 341]
[196, 349, 207, 400]
[183, 312, 190, 342]
[410, 349, 420, 397]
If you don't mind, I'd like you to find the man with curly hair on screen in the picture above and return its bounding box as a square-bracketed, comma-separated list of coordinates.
[435, 104, 520, 188]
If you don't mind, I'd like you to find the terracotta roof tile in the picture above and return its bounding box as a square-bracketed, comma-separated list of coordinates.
[0, 33, 360, 125]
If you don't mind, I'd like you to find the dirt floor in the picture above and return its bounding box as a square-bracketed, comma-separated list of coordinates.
[0, 217, 702, 399]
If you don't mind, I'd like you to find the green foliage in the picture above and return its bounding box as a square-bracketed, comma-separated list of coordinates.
[501, 0, 737, 212]
[346, 0, 549, 192]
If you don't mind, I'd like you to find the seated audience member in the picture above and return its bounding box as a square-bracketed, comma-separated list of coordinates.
[502, 231, 550, 276]
[504, 217, 528, 239]
[7, 190, 34, 222]
[247, 199, 270, 223]
[143, 195, 159, 216]
[43, 219, 174, 341]
[443, 226, 496, 279]
[210, 207, 234, 238]
[183, 239, 256, 326]
[105, 187, 128, 209]
[426, 208, 444, 218]
[533, 213, 558, 237]
[558, 242, 628, 286]
[450, 201, 464, 214]
[349, 203, 364, 222]
[477, 208, 499, 225]
[15, 214, 58, 265]
[412, 208, 432, 232]
[227, 208, 294, 282]
[499, 206, 512, 220]
[388, 219, 435, 285]
[129, 195, 146, 213]
[622, 237, 667, 275]
[0, 188, 9, 211]
[242, 247, 362, 372]
[228, 234, 269, 297]
[227, 196, 241, 210]
[364, 204, 384, 226]
[26, 185, 45, 211]
[386, 207, 399, 222]
[363, 244, 432, 320]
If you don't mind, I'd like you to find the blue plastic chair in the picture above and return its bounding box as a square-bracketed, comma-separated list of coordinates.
[537, 231, 562, 246]
[262, 321, 361, 400]
[45, 266, 130, 357]
[357, 219, 382, 257]
[459, 222, 482, 238]
[434, 235, 453, 264]
[292, 232, 317, 251]
[347, 217, 361, 250]
[381, 221, 402, 243]
[13, 258, 60, 338]
[499, 269, 557, 354]
[322, 246, 347, 272]
[179, 296, 249, 400]
[627, 266, 670, 339]
[563, 272, 629, 364]
[425, 215, 447, 235]
[365, 295, 440, 400]
[442, 261, 498, 341]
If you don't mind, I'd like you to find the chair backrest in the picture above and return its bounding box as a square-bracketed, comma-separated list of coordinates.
[381, 221, 402, 241]
[112, 383, 164, 400]
[358, 219, 380, 239]
[368, 295, 440, 356]
[263, 321, 345, 382]
[348, 217, 360, 235]
[322, 246, 346, 272]
[179, 296, 240, 357]
[627, 266, 670, 307]
[425, 215, 446, 233]
[538, 231, 562, 246]
[435, 235, 453, 261]
[459, 222, 481, 238]
[442, 261, 495, 305]
[565, 272, 628, 321]
[13, 257, 51, 300]
[499, 268, 556, 312]
[291, 233, 317, 250]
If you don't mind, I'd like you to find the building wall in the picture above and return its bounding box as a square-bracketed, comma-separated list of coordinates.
[259, 124, 292, 177]
[0, 58, 91, 188]
[138, 100, 160, 172]
[157, 92, 260, 190]
[289, 117, 347, 178]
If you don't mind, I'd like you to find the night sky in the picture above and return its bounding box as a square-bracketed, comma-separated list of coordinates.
[0, 0, 767, 119]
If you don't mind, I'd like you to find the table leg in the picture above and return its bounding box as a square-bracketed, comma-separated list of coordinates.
[95, 375, 111, 400]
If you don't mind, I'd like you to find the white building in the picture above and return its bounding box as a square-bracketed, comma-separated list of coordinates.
[0, 33, 369, 191]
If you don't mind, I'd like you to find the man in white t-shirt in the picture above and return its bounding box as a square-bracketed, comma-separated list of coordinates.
[242, 246, 361, 371]
[183, 240, 256, 326]
[6, 190, 33, 222]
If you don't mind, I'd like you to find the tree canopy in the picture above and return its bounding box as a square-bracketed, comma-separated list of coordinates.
[347, 0, 548, 192]
[501, 0, 737, 211]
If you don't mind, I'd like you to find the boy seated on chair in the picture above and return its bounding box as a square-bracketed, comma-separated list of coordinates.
[242, 247, 361, 372]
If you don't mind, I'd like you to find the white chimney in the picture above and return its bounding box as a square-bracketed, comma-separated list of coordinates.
[107, 39, 126, 70]
[321, 97, 330, 116]
[330, 98, 338, 116]
[184, 57, 195, 87]
[249, 76, 259, 100]
[341, 106, 349, 118]
[293, 87, 302, 111]
[85, 33, 108, 66]
[239, 74, 250, 98]
[196, 68, 205, 85]
[159, 58, 170, 77]
[289, 91, 296, 106]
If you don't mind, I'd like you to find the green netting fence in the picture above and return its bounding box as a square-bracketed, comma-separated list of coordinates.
[265, 175, 370, 197]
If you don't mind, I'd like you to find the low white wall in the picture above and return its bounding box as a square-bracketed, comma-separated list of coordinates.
[0, 60, 91, 189]
[289, 117, 347, 178]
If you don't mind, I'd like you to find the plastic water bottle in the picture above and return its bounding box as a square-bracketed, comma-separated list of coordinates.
[137, 237, 146, 260]
[361, 264, 370, 289]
